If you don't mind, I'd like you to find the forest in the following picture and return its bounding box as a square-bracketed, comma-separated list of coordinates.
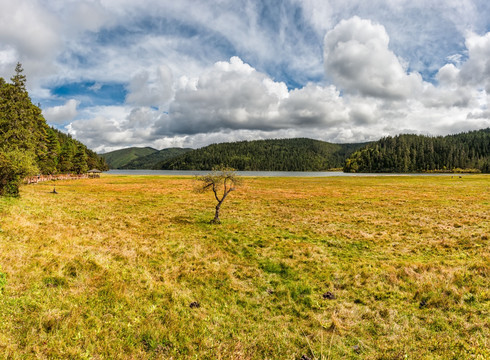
[155, 138, 367, 171]
[0, 64, 108, 196]
[344, 129, 490, 173]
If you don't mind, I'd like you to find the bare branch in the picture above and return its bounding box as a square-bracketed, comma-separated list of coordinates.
[195, 166, 241, 223]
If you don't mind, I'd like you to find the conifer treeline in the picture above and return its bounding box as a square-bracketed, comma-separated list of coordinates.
[344, 129, 490, 173]
[0, 63, 108, 196]
[156, 138, 366, 171]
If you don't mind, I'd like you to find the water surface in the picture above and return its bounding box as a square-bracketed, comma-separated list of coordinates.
[106, 170, 459, 177]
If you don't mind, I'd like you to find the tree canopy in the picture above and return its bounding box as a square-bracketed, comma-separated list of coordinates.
[156, 138, 366, 171]
[0, 63, 108, 196]
[344, 129, 490, 173]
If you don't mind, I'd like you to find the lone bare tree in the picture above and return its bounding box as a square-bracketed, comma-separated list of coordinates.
[196, 166, 241, 224]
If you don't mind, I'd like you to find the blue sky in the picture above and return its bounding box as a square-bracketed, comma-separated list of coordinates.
[1, 0, 489, 152]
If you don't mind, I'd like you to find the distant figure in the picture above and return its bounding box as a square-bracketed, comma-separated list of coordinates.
[51, 186, 58, 194]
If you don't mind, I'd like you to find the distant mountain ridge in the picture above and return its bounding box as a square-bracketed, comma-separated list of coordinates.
[100, 138, 366, 171]
[122, 148, 193, 169]
[155, 138, 368, 171]
[100, 147, 158, 168]
[100, 129, 490, 172]
[100, 147, 192, 169]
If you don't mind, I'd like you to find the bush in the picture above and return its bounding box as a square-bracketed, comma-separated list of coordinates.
[0, 149, 38, 197]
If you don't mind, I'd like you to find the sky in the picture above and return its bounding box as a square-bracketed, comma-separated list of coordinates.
[1, 0, 490, 153]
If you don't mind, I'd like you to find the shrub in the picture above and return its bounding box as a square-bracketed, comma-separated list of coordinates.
[0, 149, 38, 197]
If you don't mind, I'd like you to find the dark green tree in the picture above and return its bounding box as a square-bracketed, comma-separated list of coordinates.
[72, 145, 88, 174]
[57, 141, 75, 173]
[38, 127, 61, 174]
[11, 62, 27, 91]
[0, 149, 38, 196]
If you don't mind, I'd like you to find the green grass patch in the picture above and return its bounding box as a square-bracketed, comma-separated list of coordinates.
[0, 174, 488, 359]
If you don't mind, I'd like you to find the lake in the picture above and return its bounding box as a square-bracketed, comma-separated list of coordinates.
[106, 169, 459, 177]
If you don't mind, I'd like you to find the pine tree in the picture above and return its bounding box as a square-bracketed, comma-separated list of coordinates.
[72, 145, 88, 174]
[39, 128, 61, 174]
[11, 62, 27, 91]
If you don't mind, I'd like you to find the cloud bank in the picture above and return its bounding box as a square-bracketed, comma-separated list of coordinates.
[0, 0, 488, 152]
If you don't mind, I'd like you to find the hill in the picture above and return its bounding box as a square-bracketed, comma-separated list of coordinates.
[0, 63, 108, 196]
[100, 147, 158, 169]
[121, 148, 193, 169]
[344, 128, 490, 173]
[154, 138, 367, 171]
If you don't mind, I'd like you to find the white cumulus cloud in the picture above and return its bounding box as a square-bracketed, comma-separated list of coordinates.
[459, 31, 490, 92]
[161, 57, 290, 135]
[126, 65, 174, 107]
[43, 99, 80, 124]
[323, 16, 423, 100]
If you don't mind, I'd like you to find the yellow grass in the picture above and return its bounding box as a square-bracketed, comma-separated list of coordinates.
[0, 174, 488, 359]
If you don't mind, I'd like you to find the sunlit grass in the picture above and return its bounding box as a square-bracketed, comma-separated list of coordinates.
[0, 174, 488, 359]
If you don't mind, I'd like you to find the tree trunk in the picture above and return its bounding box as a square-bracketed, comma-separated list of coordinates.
[211, 202, 222, 224]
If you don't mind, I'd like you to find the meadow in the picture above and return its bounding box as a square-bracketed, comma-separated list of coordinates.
[0, 174, 488, 359]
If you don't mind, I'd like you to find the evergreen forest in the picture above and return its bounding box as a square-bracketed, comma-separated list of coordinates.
[344, 129, 490, 173]
[100, 147, 158, 169]
[122, 148, 193, 169]
[155, 138, 367, 171]
[0, 63, 108, 196]
[100, 147, 192, 169]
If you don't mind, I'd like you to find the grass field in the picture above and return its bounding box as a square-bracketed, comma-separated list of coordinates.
[0, 174, 488, 359]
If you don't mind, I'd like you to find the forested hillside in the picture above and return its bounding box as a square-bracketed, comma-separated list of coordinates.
[155, 138, 367, 171]
[344, 129, 490, 173]
[120, 148, 192, 169]
[100, 147, 158, 169]
[0, 63, 108, 196]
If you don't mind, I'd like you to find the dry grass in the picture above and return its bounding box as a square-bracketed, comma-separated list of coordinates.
[0, 174, 488, 359]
